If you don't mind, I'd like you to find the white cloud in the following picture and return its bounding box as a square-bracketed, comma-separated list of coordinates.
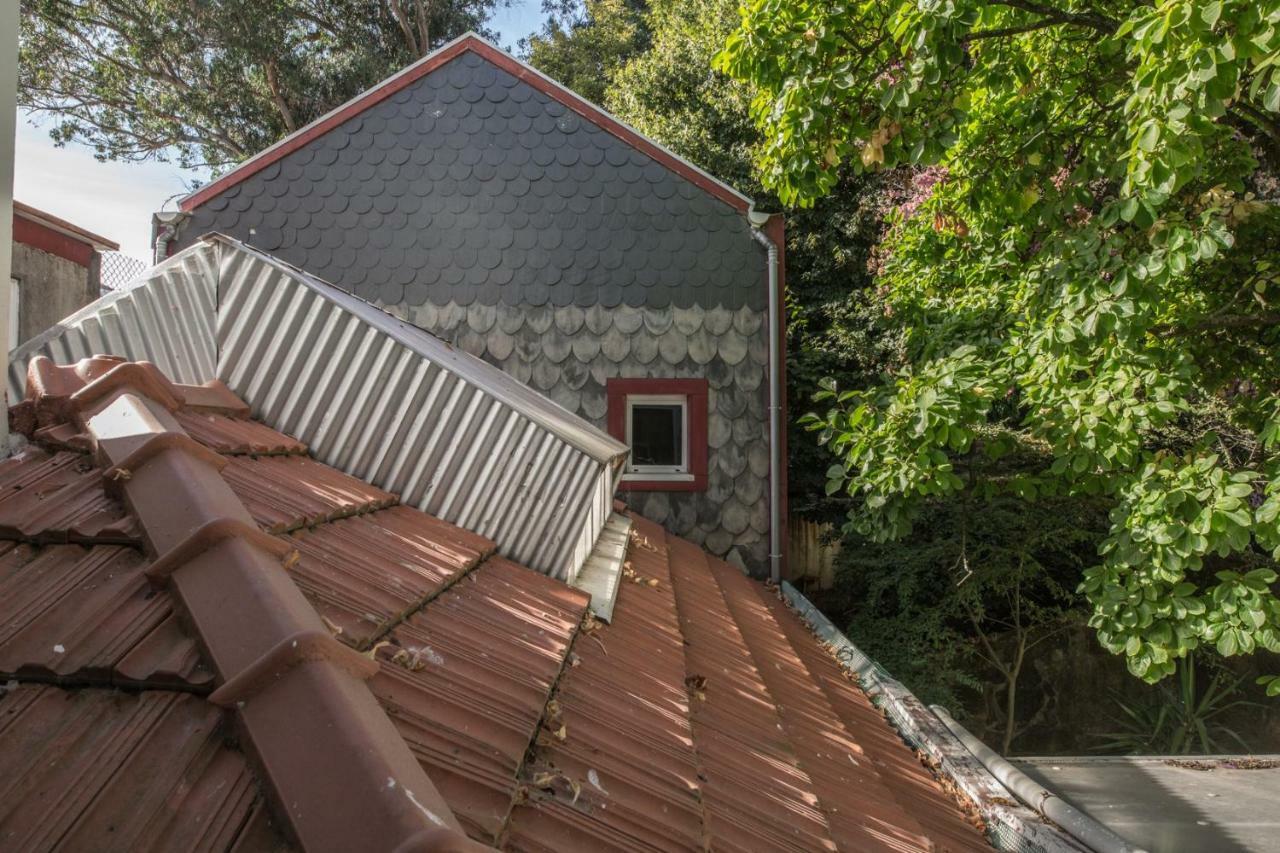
[13, 114, 206, 260]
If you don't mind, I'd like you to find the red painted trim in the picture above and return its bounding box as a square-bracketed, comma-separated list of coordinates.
[13, 214, 95, 267]
[766, 215, 790, 578]
[180, 36, 750, 215]
[607, 378, 708, 493]
[13, 201, 118, 252]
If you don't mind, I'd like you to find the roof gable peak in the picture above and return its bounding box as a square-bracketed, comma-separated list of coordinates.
[179, 33, 752, 215]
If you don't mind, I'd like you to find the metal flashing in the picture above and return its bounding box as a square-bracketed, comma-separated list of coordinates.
[8, 235, 629, 582]
[570, 511, 630, 622]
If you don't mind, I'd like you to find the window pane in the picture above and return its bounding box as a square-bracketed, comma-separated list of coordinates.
[631, 404, 683, 467]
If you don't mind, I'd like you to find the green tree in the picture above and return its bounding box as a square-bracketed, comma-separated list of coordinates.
[522, 0, 650, 104]
[718, 0, 1280, 686]
[824, 488, 1107, 753]
[20, 0, 504, 170]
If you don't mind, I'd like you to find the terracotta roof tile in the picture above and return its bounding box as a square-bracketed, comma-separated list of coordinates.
[0, 446, 139, 543]
[284, 506, 495, 648]
[175, 410, 309, 456]
[0, 683, 289, 851]
[373, 556, 589, 843]
[6, 356, 485, 852]
[504, 515, 703, 852]
[221, 454, 397, 533]
[666, 534, 835, 852]
[0, 355, 991, 852]
[710, 556, 941, 851]
[0, 541, 211, 688]
[758, 590, 989, 852]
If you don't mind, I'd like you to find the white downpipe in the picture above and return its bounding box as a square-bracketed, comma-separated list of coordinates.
[749, 218, 782, 583]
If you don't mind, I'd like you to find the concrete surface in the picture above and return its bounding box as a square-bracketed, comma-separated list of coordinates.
[1014, 756, 1280, 853]
[10, 243, 97, 346]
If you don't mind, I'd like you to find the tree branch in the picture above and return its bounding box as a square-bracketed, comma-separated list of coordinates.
[988, 0, 1120, 35]
[264, 60, 298, 133]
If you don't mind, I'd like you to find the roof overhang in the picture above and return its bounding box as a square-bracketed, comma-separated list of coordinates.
[178, 33, 755, 216]
[13, 201, 119, 267]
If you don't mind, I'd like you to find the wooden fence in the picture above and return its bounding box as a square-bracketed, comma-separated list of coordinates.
[786, 514, 841, 590]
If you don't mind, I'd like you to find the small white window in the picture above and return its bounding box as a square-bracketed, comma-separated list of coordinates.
[624, 394, 692, 482]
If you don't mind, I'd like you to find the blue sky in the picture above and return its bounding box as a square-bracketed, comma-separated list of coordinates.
[13, 3, 547, 260]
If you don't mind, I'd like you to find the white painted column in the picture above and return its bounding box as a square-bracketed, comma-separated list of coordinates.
[0, 0, 17, 454]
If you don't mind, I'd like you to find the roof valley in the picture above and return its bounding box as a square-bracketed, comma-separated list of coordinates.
[502, 513, 704, 850]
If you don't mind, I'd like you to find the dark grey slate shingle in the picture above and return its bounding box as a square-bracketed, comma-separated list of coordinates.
[177, 50, 765, 311]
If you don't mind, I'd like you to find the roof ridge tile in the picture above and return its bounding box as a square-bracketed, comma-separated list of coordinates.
[18, 355, 491, 853]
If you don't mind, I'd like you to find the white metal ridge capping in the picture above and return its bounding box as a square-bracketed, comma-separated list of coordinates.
[780, 581, 1098, 853]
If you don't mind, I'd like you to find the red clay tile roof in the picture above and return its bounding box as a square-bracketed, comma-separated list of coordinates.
[0, 356, 989, 852]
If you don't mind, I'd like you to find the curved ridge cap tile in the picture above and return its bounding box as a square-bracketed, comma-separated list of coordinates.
[26, 356, 482, 853]
[16, 356, 186, 432]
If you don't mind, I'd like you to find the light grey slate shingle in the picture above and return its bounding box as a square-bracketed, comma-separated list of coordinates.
[388, 299, 773, 573]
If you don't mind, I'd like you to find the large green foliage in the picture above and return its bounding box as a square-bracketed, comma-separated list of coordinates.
[523, 0, 650, 104]
[718, 0, 1280, 685]
[20, 0, 501, 170]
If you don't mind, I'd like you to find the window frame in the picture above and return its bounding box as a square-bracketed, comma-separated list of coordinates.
[607, 378, 708, 492]
[625, 394, 690, 477]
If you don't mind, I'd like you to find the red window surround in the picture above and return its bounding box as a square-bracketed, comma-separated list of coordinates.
[606, 378, 708, 492]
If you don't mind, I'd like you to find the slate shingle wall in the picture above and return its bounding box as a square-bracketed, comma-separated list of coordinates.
[382, 300, 772, 572]
[173, 51, 765, 312]
[175, 47, 773, 573]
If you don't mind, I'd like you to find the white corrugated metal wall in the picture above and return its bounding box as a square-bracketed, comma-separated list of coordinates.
[8, 236, 626, 581]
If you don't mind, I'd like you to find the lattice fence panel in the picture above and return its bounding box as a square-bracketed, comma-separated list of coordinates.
[99, 251, 148, 293]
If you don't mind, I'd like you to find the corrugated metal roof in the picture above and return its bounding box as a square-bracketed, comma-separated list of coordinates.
[8, 235, 627, 582]
[7, 245, 217, 397]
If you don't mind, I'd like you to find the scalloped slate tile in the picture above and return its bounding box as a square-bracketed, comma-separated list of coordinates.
[176, 50, 767, 312]
[392, 300, 774, 574]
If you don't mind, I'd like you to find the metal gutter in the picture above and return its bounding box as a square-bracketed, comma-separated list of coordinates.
[932, 708, 1149, 853]
[750, 218, 783, 583]
[780, 581, 1093, 853]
